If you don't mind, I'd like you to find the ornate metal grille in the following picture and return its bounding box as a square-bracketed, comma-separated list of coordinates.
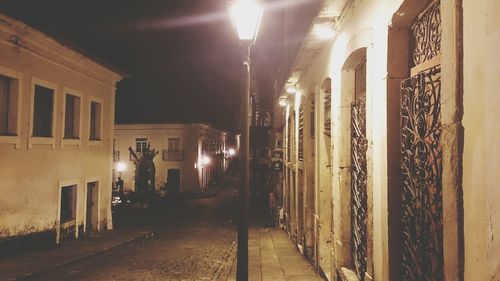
[324, 90, 331, 137]
[412, 1, 441, 66]
[401, 66, 443, 281]
[351, 96, 368, 281]
[298, 105, 304, 161]
[401, 2, 443, 280]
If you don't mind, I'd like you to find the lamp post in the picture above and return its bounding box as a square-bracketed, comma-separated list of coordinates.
[228, 1, 262, 280]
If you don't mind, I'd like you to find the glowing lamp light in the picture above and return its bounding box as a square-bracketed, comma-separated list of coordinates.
[278, 99, 288, 107]
[286, 86, 297, 94]
[200, 155, 211, 166]
[228, 0, 263, 42]
[313, 23, 336, 40]
[228, 148, 236, 157]
[116, 162, 126, 173]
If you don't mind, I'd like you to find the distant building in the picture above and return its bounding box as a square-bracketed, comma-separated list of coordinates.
[113, 123, 237, 195]
[0, 14, 124, 243]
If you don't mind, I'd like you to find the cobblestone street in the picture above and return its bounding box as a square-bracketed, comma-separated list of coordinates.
[23, 175, 240, 281]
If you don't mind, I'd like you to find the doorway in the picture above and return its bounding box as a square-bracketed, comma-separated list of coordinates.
[350, 56, 368, 281]
[86, 181, 99, 233]
[167, 169, 181, 195]
[59, 184, 77, 241]
[399, 2, 444, 280]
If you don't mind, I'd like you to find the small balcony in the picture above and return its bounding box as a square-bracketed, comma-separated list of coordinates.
[162, 150, 184, 161]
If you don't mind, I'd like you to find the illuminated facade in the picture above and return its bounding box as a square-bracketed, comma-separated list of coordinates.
[113, 123, 235, 195]
[272, 0, 500, 280]
[0, 14, 123, 243]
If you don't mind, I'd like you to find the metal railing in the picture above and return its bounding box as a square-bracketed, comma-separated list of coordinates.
[162, 150, 184, 161]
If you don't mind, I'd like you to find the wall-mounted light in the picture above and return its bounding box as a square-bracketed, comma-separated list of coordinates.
[228, 148, 236, 156]
[116, 162, 126, 173]
[313, 23, 336, 40]
[200, 155, 211, 167]
[286, 86, 297, 94]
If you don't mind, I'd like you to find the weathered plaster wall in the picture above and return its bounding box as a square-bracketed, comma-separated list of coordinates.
[0, 15, 120, 239]
[290, 1, 398, 279]
[281, 0, 468, 280]
[463, 0, 500, 279]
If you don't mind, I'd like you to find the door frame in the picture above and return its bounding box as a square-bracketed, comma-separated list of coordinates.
[84, 178, 100, 233]
[167, 168, 181, 195]
[56, 179, 79, 243]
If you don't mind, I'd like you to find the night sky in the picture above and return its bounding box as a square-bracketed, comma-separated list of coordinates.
[0, 0, 282, 132]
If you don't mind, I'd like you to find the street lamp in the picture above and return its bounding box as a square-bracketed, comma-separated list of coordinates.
[228, 1, 262, 280]
[116, 161, 126, 177]
[200, 155, 211, 166]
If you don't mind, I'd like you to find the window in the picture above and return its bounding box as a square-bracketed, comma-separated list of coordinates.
[0, 74, 19, 136]
[33, 84, 54, 137]
[89, 101, 102, 140]
[324, 90, 331, 137]
[163, 138, 183, 161]
[135, 137, 149, 153]
[60, 185, 76, 223]
[168, 138, 181, 152]
[64, 94, 81, 139]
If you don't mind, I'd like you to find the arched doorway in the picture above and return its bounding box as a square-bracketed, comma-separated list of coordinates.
[304, 91, 317, 264]
[337, 47, 370, 281]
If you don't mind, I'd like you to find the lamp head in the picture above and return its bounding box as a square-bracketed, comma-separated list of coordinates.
[228, 0, 263, 43]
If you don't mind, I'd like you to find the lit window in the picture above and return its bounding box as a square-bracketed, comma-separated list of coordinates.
[0, 74, 19, 136]
[33, 85, 54, 137]
[89, 101, 102, 140]
[64, 94, 81, 139]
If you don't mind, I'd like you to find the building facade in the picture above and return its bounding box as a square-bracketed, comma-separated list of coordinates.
[271, 0, 500, 281]
[113, 123, 235, 194]
[0, 14, 123, 243]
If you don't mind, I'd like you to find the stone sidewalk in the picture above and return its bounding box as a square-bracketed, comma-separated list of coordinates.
[226, 227, 323, 281]
[0, 229, 153, 281]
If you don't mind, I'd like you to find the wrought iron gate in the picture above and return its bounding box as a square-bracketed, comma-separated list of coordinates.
[400, 1, 444, 280]
[351, 95, 367, 281]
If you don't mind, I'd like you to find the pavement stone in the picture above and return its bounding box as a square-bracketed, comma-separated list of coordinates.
[0, 229, 153, 281]
[226, 227, 323, 281]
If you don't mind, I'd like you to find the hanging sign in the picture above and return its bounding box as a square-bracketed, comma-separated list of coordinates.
[271, 150, 283, 171]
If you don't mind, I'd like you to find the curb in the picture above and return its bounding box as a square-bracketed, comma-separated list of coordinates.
[15, 231, 155, 281]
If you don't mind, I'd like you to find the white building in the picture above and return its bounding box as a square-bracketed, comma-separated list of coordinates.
[113, 123, 236, 195]
[272, 0, 500, 280]
[0, 14, 124, 243]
